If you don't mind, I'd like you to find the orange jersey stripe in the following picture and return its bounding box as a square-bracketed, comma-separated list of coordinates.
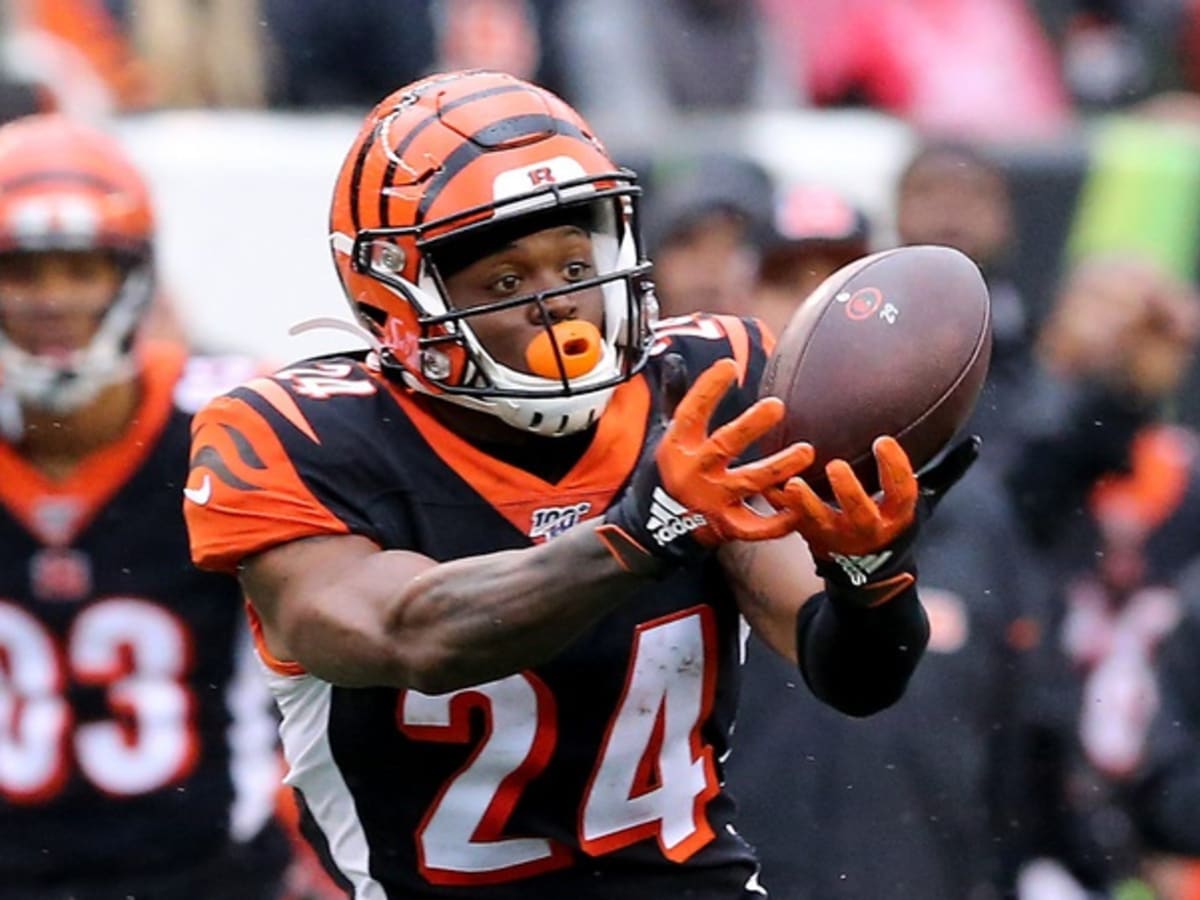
[379, 372, 650, 541]
[185, 394, 349, 573]
[246, 600, 305, 677]
[0, 341, 185, 545]
[710, 315, 752, 387]
[243, 377, 321, 444]
[756, 317, 777, 357]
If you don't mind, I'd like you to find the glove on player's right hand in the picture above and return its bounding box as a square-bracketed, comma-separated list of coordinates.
[599, 357, 815, 572]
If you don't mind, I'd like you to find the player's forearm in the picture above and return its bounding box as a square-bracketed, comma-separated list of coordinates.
[249, 526, 654, 692]
[795, 583, 929, 717]
[719, 535, 822, 663]
[382, 523, 647, 693]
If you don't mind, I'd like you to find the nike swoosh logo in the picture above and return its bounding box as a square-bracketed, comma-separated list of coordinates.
[183, 474, 213, 506]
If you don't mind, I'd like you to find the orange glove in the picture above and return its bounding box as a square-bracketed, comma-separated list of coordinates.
[765, 436, 980, 595]
[659, 358, 816, 542]
[765, 436, 917, 564]
[600, 357, 815, 571]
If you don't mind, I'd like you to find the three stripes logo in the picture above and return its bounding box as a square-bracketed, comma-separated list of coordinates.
[646, 487, 706, 547]
[830, 550, 894, 586]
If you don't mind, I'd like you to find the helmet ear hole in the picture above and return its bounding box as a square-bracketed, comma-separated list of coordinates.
[421, 348, 453, 380]
[366, 239, 406, 277]
[356, 302, 388, 330]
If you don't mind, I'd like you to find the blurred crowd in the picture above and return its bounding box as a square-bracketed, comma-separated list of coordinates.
[3, 1, 1200, 900]
[0, 0, 1199, 128]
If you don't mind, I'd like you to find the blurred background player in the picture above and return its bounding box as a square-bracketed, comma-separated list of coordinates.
[750, 181, 871, 338]
[1007, 251, 1200, 898]
[182, 69, 973, 899]
[641, 152, 775, 321]
[0, 113, 288, 900]
[893, 139, 1036, 471]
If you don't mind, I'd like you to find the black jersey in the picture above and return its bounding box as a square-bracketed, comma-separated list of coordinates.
[0, 344, 285, 898]
[185, 314, 775, 899]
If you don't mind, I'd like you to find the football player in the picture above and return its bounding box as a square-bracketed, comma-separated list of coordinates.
[184, 70, 975, 899]
[0, 115, 289, 899]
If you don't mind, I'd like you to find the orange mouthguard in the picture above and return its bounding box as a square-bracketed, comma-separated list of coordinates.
[524, 320, 603, 379]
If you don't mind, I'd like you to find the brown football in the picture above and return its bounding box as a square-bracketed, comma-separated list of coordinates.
[758, 244, 992, 496]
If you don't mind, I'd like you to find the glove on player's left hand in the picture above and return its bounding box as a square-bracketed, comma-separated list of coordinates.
[765, 436, 980, 604]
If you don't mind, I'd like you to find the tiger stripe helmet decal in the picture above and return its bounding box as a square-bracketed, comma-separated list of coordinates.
[328, 70, 656, 437]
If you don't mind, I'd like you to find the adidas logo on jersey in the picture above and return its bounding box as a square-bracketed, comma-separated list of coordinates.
[646, 487, 706, 547]
[829, 550, 894, 586]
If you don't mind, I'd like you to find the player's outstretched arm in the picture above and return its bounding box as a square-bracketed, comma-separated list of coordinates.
[241, 525, 648, 693]
[723, 436, 978, 715]
[240, 359, 815, 694]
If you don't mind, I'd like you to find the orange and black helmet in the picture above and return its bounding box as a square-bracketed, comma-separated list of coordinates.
[329, 69, 655, 436]
[0, 113, 155, 412]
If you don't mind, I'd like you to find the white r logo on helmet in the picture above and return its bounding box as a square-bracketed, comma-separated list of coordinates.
[493, 156, 587, 202]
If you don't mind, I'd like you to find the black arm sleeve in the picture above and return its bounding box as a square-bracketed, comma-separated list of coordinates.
[794, 580, 930, 718]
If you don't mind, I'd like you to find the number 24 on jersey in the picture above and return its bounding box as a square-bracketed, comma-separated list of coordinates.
[398, 606, 720, 886]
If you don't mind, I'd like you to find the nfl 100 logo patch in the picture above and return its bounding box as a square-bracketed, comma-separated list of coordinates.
[529, 502, 592, 543]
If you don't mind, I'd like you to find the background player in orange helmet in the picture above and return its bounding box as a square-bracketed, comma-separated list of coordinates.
[0, 114, 291, 899]
[183, 69, 976, 899]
